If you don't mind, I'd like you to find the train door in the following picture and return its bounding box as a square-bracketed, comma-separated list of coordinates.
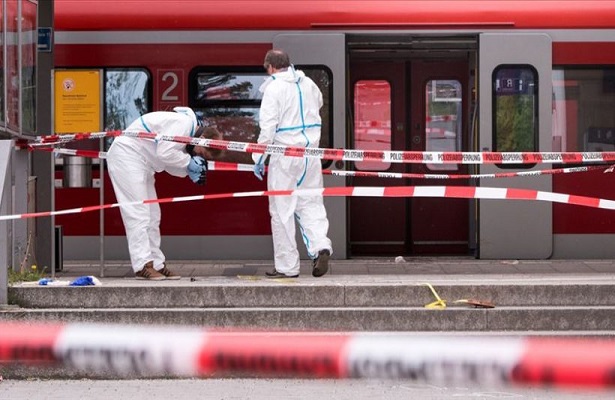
[348, 55, 470, 256]
[478, 34, 552, 259]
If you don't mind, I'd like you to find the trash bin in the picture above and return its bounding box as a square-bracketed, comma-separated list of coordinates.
[63, 156, 92, 188]
[55, 225, 63, 272]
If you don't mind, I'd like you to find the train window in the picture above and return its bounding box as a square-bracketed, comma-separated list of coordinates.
[190, 69, 266, 165]
[104, 69, 150, 130]
[194, 72, 264, 102]
[552, 68, 615, 153]
[353, 80, 391, 171]
[493, 66, 538, 153]
[189, 66, 333, 166]
[302, 67, 333, 155]
[425, 80, 462, 171]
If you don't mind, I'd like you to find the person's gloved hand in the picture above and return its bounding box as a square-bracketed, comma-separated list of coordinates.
[187, 156, 207, 185]
[253, 163, 265, 181]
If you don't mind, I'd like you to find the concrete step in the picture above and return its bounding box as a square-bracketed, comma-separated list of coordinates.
[8, 282, 615, 308]
[2, 306, 615, 332]
[6, 270, 615, 333]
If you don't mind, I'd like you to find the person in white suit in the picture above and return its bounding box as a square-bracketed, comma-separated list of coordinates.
[253, 49, 333, 278]
[107, 107, 218, 280]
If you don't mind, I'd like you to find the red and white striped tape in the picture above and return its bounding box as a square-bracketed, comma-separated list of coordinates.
[327, 165, 611, 180]
[33, 147, 105, 159]
[1, 321, 615, 387]
[28, 129, 615, 165]
[30, 147, 253, 172]
[2, 185, 614, 221]
[28, 146, 613, 180]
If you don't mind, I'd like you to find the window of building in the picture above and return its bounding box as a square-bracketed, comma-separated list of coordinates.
[189, 66, 332, 166]
[353, 80, 391, 171]
[493, 66, 538, 153]
[21, 0, 37, 133]
[6, 0, 19, 133]
[0, 0, 38, 136]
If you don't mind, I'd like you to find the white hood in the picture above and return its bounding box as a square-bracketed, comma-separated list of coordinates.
[259, 65, 305, 93]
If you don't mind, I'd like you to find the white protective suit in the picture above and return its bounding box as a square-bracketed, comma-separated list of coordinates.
[107, 107, 198, 272]
[253, 66, 333, 276]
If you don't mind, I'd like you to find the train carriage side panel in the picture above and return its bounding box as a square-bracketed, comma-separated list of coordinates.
[551, 41, 615, 258]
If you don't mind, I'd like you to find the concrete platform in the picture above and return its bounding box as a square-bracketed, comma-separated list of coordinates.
[45, 256, 615, 281]
[3, 257, 615, 332]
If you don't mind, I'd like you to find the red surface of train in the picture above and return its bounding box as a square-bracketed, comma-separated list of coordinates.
[52, 0, 615, 260]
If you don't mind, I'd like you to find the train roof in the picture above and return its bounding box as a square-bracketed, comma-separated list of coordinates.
[55, 0, 615, 31]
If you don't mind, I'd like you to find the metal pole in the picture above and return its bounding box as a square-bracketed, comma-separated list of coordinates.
[33, 0, 54, 275]
[0, 141, 13, 306]
[99, 137, 105, 277]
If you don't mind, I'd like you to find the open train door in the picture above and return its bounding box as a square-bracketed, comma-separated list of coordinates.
[272, 34, 347, 258]
[478, 33, 552, 259]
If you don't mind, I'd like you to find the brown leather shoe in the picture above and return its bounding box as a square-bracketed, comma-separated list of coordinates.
[135, 261, 166, 281]
[312, 249, 330, 277]
[265, 268, 298, 278]
[158, 263, 181, 280]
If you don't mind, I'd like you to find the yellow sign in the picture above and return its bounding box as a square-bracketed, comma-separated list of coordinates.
[54, 70, 101, 134]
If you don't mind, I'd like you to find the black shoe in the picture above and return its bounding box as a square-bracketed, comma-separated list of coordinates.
[265, 269, 299, 278]
[312, 249, 330, 277]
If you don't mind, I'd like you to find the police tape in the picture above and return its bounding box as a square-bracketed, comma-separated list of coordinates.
[27, 129, 615, 165]
[2, 321, 615, 386]
[27, 146, 614, 180]
[1, 185, 615, 221]
[29, 147, 254, 172]
[326, 165, 612, 180]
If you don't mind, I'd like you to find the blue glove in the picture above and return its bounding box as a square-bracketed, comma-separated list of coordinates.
[187, 156, 207, 185]
[70, 276, 98, 286]
[253, 163, 265, 181]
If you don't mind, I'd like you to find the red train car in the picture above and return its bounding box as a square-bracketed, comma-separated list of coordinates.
[53, 0, 615, 260]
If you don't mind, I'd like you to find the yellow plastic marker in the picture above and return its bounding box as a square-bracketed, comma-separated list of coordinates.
[419, 283, 447, 309]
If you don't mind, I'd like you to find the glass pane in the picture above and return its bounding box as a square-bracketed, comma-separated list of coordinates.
[426, 80, 462, 171]
[303, 67, 332, 150]
[354, 80, 391, 171]
[552, 68, 615, 152]
[6, 0, 18, 131]
[21, 0, 37, 133]
[494, 66, 537, 152]
[194, 73, 264, 101]
[105, 69, 149, 130]
[199, 107, 260, 165]
[0, 0, 4, 127]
